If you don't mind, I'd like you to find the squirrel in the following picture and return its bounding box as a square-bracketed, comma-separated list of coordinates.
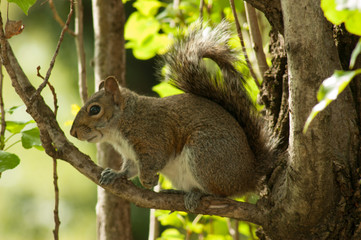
[70, 21, 277, 211]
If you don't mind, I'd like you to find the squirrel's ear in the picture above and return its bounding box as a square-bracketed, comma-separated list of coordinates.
[103, 76, 121, 105]
[98, 81, 105, 90]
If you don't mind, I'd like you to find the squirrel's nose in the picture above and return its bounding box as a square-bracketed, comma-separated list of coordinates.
[70, 127, 78, 138]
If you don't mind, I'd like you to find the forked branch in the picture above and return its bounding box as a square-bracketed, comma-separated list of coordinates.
[0, 11, 266, 227]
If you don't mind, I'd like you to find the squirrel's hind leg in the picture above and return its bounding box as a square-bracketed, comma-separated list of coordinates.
[184, 189, 205, 212]
[160, 188, 205, 212]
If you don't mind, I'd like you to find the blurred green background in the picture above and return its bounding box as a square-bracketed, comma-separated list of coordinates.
[0, 1, 156, 239]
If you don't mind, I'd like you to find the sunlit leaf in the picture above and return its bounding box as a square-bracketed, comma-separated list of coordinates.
[344, 12, 361, 35]
[205, 234, 233, 240]
[152, 82, 184, 98]
[203, 216, 230, 236]
[321, 0, 361, 35]
[6, 120, 34, 134]
[350, 39, 361, 69]
[159, 228, 184, 240]
[21, 127, 44, 150]
[125, 12, 160, 42]
[6, 105, 23, 114]
[186, 222, 204, 234]
[238, 221, 257, 239]
[317, 70, 356, 101]
[303, 69, 361, 133]
[157, 211, 184, 228]
[8, 0, 36, 15]
[125, 11, 171, 60]
[133, 0, 164, 17]
[0, 150, 20, 174]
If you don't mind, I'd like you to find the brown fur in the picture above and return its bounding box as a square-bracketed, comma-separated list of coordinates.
[71, 21, 277, 210]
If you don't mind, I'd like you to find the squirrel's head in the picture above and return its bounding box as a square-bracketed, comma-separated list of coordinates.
[70, 76, 125, 143]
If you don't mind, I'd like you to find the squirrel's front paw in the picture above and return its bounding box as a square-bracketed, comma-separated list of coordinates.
[100, 168, 126, 185]
[140, 174, 159, 189]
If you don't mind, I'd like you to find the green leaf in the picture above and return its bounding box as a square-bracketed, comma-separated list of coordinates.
[152, 82, 184, 98]
[321, 0, 361, 35]
[303, 69, 361, 133]
[125, 12, 171, 60]
[350, 38, 361, 69]
[186, 222, 204, 234]
[0, 150, 20, 173]
[21, 127, 44, 150]
[8, 0, 37, 15]
[344, 12, 361, 36]
[6, 105, 23, 114]
[158, 228, 184, 240]
[133, 0, 164, 17]
[157, 211, 184, 228]
[6, 120, 34, 134]
[131, 33, 170, 60]
[125, 12, 160, 41]
[205, 234, 233, 240]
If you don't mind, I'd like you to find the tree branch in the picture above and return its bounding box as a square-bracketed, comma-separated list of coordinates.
[0, 62, 5, 150]
[229, 0, 260, 88]
[244, 3, 268, 80]
[48, 0, 76, 37]
[0, 16, 266, 227]
[244, 0, 283, 34]
[75, 0, 88, 103]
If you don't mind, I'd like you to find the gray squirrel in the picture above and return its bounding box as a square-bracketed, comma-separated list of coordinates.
[70, 21, 277, 211]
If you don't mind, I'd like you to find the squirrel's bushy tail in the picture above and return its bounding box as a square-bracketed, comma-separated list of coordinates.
[162, 20, 277, 177]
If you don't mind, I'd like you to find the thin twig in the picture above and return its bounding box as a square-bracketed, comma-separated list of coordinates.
[37, 56, 61, 240]
[48, 0, 76, 36]
[31, 0, 74, 102]
[0, 62, 6, 150]
[199, 0, 205, 21]
[52, 157, 61, 240]
[244, 2, 268, 80]
[148, 183, 160, 240]
[75, 0, 88, 103]
[235, 220, 240, 240]
[229, 0, 261, 88]
[37, 66, 59, 115]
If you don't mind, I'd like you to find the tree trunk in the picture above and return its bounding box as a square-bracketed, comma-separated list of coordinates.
[92, 0, 131, 239]
[257, 0, 360, 239]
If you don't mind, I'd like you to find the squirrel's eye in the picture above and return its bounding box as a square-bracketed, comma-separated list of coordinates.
[89, 105, 101, 116]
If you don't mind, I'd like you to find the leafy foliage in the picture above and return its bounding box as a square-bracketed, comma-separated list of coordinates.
[155, 209, 256, 239]
[124, 0, 241, 60]
[0, 106, 43, 176]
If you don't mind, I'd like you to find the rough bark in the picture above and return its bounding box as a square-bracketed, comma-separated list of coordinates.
[92, 0, 131, 239]
[261, 0, 360, 239]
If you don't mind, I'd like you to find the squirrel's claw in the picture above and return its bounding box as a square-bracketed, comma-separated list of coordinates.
[184, 190, 204, 212]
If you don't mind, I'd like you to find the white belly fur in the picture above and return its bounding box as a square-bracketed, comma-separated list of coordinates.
[160, 147, 204, 192]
